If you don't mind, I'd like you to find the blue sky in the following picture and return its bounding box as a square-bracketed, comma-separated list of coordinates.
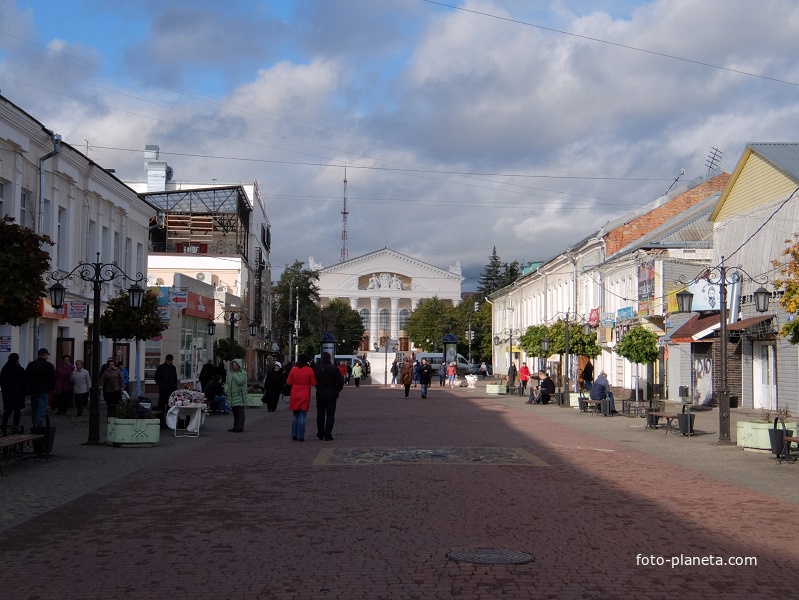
[3, 0, 799, 288]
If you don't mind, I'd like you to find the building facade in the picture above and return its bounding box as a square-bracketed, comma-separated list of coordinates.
[315, 248, 464, 351]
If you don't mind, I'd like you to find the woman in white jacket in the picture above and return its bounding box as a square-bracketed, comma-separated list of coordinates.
[70, 360, 92, 417]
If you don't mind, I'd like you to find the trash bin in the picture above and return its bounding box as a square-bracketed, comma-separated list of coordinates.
[677, 405, 695, 435]
[645, 407, 659, 429]
[730, 395, 739, 408]
[769, 418, 793, 458]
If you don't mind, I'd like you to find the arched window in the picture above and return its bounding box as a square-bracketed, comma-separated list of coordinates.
[360, 309, 369, 329]
[399, 309, 410, 330]
[379, 308, 390, 330]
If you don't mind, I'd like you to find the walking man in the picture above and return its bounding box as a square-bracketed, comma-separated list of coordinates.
[315, 352, 344, 440]
[419, 358, 433, 399]
[25, 348, 56, 427]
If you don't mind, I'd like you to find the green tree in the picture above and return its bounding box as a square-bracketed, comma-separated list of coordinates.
[498, 260, 521, 289]
[405, 297, 457, 351]
[477, 246, 503, 298]
[472, 301, 493, 361]
[214, 337, 247, 361]
[615, 325, 659, 401]
[0, 216, 53, 326]
[99, 290, 166, 341]
[615, 325, 659, 365]
[773, 235, 799, 343]
[518, 324, 551, 360]
[271, 260, 321, 355]
[318, 299, 366, 354]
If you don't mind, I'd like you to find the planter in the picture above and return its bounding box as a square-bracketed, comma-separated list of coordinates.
[736, 421, 798, 450]
[486, 384, 506, 395]
[106, 418, 161, 447]
[246, 393, 264, 407]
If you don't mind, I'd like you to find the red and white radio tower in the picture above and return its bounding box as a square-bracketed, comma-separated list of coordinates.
[340, 166, 349, 262]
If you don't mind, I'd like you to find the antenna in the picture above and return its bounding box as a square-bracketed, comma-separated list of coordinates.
[340, 166, 349, 262]
[705, 147, 723, 171]
[664, 168, 686, 195]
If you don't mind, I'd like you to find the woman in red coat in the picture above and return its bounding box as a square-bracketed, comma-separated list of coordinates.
[286, 354, 317, 441]
[519, 362, 531, 394]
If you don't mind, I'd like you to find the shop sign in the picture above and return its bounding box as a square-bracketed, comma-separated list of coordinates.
[617, 306, 635, 320]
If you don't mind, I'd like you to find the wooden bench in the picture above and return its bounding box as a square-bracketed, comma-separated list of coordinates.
[646, 411, 680, 434]
[0, 433, 47, 475]
[777, 436, 799, 464]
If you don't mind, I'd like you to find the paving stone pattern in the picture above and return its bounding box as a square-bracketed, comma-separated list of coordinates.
[1, 383, 798, 599]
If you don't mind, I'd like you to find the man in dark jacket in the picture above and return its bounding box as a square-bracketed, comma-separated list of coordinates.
[154, 354, 178, 428]
[589, 371, 616, 414]
[537, 370, 555, 405]
[418, 358, 434, 399]
[25, 348, 56, 427]
[314, 352, 344, 441]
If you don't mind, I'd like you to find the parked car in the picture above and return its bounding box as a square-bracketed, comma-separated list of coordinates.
[467, 363, 492, 376]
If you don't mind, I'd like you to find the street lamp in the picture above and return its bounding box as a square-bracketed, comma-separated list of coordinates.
[676, 257, 770, 444]
[48, 254, 145, 445]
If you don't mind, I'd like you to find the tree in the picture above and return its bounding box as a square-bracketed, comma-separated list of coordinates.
[773, 235, 799, 343]
[99, 290, 166, 342]
[615, 325, 659, 402]
[99, 289, 168, 398]
[318, 299, 366, 354]
[518, 324, 551, 361]
[271, 260, 321, 355]
[498, 260, 521, 289]
[214, 338, 247, 362]
[476, 247, 503, 298]
[404, 297, 457, 351]
[0, 216, 53, 326]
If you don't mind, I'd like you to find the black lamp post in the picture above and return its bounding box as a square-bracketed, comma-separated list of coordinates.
[677, 258, 770, 444]
[48, 254, 144, 445]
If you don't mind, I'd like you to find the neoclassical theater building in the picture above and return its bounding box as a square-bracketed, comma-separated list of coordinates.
[313, 248, 464, 351]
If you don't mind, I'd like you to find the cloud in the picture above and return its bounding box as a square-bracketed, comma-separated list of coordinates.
[3, 0, 799, 288]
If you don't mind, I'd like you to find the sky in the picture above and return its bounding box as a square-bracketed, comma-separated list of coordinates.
[2, 0, 799, 290]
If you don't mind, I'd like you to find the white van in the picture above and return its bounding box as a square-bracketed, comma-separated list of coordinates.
[313, 354, 363, 368]
[414, 352, 471, 375]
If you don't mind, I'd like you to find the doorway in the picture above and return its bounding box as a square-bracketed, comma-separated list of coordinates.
[752, 341, 777, 410]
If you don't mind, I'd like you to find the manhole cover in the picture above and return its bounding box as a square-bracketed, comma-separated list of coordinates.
[447, 548, 534, 565]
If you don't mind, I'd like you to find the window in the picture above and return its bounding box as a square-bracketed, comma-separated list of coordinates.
[0, 180, 4, 217]
[379, 308, 389, 330]
[136, 243, 144, 274]
[125, 238, 133, 275]
[114, 231, 121, 264]
[20, 190, 31, 228]
[360, 309, 369, 329]
[87, 220, 97, 262]
[102, 226, 110, 260]
[399, 309, 410, 330]
[57, 207, 67, 270]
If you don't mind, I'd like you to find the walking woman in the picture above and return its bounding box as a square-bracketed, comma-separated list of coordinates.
[263, 361, 284, 412]
[400, 360, 413, 399]
[55, 354, 75, 415]
[98, 358, 124, 417]
[286, 354, 316, 441]
[0, 353, 26, 433]
[225, 358, 249, 432]
[351, 361, 363, 388]
[70, 359, 91, 416]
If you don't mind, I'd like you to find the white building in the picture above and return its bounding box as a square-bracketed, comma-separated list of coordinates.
[315, 248, 464, 352]
[0, 94, 153, 377]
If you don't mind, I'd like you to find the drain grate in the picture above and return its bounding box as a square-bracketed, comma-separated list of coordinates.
[447, 548, 534, 565]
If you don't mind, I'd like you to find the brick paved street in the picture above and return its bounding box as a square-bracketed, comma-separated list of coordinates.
[2, 381, 798, 599]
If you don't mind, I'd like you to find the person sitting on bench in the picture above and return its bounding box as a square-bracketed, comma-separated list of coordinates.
[537, 370, 555, 404]
[589, 371, 617, 414]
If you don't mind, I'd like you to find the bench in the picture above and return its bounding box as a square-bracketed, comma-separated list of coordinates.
[646, 411, 680, 434]
[0, 433, 48, 475]
[578, 398, 603, 414]
[777, 436, 799, 464]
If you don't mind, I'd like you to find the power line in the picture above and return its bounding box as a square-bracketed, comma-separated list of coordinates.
[421, 1, 799, 88]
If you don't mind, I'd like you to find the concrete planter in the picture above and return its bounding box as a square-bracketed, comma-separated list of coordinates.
[246, 393, 264, 407]
[106, 418, 161, 447]
[736, 421, 798, 450]
[486, 384, 506, 395]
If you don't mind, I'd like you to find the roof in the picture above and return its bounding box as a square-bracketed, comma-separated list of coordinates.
[669, 313, 776, 343]
[748, 143, 799, 181]
[606, 192, 718, 261]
